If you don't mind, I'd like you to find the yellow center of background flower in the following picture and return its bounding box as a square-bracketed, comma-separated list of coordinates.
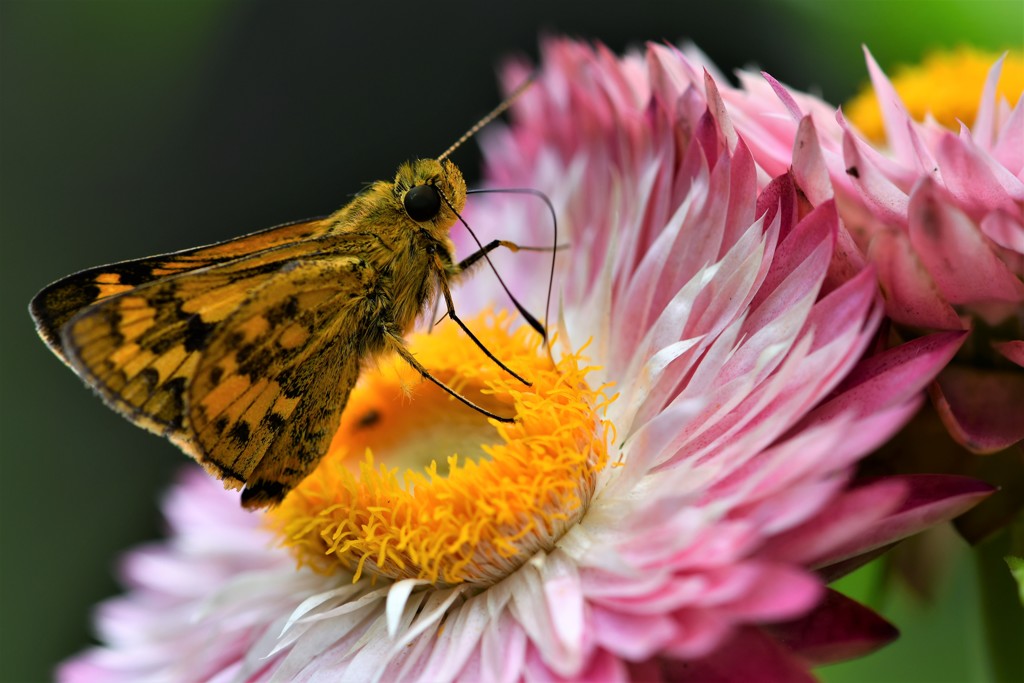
[270, 311, 611, 585]
[846, 47, 1024, 142]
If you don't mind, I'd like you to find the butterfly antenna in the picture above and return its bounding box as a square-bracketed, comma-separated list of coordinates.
[437, 72, 537, 162]
[440, 197, 551, 349]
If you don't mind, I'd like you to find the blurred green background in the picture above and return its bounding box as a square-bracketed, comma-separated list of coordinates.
[1, 1, 1020, 681]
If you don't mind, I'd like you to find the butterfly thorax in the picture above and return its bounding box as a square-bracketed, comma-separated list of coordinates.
[322, 159, 466, 336]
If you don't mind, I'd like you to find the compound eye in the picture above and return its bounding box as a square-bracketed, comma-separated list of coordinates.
[403, 184, 442, 222]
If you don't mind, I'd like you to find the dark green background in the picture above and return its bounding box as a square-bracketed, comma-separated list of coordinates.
[1, 1, 1019, 681]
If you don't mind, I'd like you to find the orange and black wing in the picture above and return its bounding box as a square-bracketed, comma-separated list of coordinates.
[32, 221, 380, 507]
[30, 216, 333, 360]
[184, 255, 376, 507]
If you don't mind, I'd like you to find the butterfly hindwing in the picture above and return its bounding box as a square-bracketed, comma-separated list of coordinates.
[186, 253, 377, 507]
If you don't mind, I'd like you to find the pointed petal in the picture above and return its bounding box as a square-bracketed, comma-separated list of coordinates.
[762, 479, 907, 567]
[815, 475, 993, 570]
[805, 331, 966, 424]
[791, 116, 834, 207]
[386, 580, 428, 637]
[767, 589, 898, 665]
[863, 46, 916, 162]
[843, 128, 910, 224]
[940, 128, 1024, 211]
[979, 209, 1024, 253]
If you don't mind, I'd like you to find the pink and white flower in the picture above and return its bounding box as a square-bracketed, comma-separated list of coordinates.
[59, 40, 991, 683]
[700, 46, 1024, 455]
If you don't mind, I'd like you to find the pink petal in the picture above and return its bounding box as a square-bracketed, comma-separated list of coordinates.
[664, 610, 734, 659]
[703, 69, 738, 153]
[940, 127, 1024, 211]
[991, 95, 1023, 173]
[542, 555, 586, 662]
[979, 209, 1024, 254]
[907, 178, 1024, 305]
[804, 331, 966, 424]
[760, 479, 907, 567]
[721, 137, 759, 250]
[843, 128, 910, 224]
[866, 227, 963, 329]
[591, 606, 678, 660]
[662, 626, 816, 683]
[522, 645, 628, 683]
[932, 365, 1024, 453]
[971, 53, 1005, 150]
[815, 475, 993, 570]
[863, 46, 916, 162]
[762, 71, 803, 121]
[481, 612, 528, 683]
[994, 340, 1024, 367]
[766, 589, 898, 665]
[745, 198, 834, 321]
[791, 116, 833, 208]
[716, 563, 823, 622]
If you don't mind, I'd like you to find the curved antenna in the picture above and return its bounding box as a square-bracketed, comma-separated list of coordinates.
[438, 191, 546, 340]
[465, 188, 558, 346]
[437, 73, 537, 162]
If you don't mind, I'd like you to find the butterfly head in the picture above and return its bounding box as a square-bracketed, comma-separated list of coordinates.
[395, 159, 466, 240]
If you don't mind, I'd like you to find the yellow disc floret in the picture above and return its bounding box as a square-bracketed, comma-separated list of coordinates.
[270, 311, 611, 586]
[846, 47, 1024, 142]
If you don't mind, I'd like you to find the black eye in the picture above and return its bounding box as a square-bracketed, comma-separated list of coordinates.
[403, 184, 441, 222]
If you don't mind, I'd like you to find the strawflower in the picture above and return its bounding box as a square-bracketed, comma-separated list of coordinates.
[59, 39, 991, 682]
[697, 45, 1024, 541]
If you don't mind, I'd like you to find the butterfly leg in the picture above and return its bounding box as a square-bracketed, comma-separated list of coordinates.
[431, 255, 530, 386]
[444, 243, 549, 341]
[456, 239, 523, 273]
[382, 328, 515, 423]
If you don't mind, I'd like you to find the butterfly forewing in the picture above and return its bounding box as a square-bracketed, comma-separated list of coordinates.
[31, 217, 334, 360]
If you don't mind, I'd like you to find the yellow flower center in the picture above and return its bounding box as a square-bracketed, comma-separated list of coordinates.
[269, 311, 611, 586]
[846, 47, 1024, 142]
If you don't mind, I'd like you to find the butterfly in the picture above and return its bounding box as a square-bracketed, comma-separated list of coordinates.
[30, 81, 551, 509]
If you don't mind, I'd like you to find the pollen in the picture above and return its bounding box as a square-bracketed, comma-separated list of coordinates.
[269, 311, 611, 586]
[846, 47, 1023, 142]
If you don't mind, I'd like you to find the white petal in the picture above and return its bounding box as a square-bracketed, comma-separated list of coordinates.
[386, 579, 428, 637]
